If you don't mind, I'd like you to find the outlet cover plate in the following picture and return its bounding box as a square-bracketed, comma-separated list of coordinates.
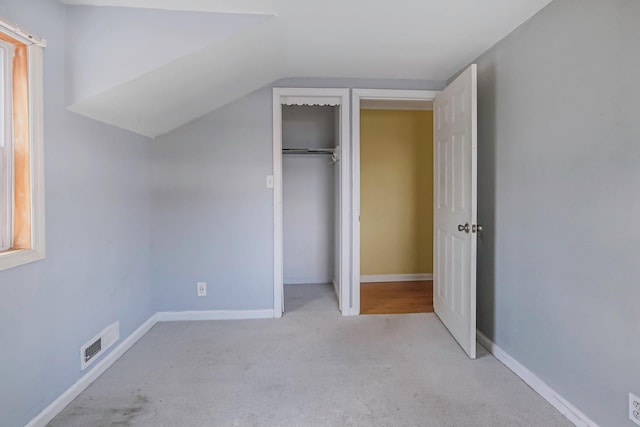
[631, 393, 640, 426]
[197, 282, 207, 297]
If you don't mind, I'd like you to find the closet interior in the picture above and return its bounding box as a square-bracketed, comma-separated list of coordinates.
[282, 104, 340, 311]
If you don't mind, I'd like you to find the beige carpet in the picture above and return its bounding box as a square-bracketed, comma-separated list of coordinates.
[49, 284, 571, 427]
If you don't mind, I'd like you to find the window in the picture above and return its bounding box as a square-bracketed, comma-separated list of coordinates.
[0, 17, 46, 271]
[1, 42, 10, 251]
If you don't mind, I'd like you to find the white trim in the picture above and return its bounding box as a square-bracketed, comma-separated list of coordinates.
[25, 314, 158, 427]
[353, 89, 441, 101]
[0, 15, 47, 47]
[338, 91, 351, 316]
[350, 92, 361, 316]
[281, 96, 342, 106]
[273, 87, 351, 317]
[476, 331, 598, 427]
[360, 99, 433, 111]
[0, 44, 46, 271]
[28, 45, 46, 258]
[350, 89, 440, 316]
[156, 309, 275, 321]
[0, 40, 13, 252]
[272, 89, 283, 318]
[360, 273, 433, 283]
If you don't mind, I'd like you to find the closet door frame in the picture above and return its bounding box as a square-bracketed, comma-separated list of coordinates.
[272, 88, 351, 317]
[350, 89, 440, 316]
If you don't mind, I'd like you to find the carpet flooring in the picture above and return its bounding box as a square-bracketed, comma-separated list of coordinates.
[49, 284, 571, 427]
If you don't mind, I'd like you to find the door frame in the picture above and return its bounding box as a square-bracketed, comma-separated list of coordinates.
[350, 89, 441, 316]
[272, 88, 351, 317]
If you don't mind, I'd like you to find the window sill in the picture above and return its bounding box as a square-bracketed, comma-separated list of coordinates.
[0, 247, 45, 272]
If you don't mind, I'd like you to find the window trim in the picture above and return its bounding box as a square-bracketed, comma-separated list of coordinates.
[0, 40, 13, 252]
[0, 20, 45, 272]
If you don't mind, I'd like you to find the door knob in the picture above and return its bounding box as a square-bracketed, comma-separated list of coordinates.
[458, 223, 470, 233]
[472, 224, 483, 234]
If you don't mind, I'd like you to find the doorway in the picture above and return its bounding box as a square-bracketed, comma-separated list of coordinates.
[352, 65, 478, 359]
[357, 104, 435, 315]
[351, 89, 440, 316]
[272, 88, 350, 317]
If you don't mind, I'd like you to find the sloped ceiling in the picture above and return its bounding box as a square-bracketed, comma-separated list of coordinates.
[61, 0, 553, 138]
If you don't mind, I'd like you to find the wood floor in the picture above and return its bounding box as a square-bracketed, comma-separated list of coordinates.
[360, 280, 433, 315]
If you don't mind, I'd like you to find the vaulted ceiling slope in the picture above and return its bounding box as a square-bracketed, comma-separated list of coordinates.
[61, 0, 553, 138]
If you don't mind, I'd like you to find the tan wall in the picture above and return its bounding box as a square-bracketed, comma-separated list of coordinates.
[360, 109, 433, 275]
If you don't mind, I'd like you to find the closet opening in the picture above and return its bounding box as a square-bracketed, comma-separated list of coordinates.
[351, 90, 440, 316]
[282, 105, 339, 313]
[272, 88, 351, 318]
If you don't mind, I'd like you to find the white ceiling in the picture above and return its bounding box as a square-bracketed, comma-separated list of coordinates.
[60, 0, 553, 137]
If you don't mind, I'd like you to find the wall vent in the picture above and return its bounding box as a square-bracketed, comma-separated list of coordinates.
[80, 321, 119, 370]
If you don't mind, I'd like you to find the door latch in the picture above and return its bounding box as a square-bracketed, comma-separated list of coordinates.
[458, 223, 483, 235]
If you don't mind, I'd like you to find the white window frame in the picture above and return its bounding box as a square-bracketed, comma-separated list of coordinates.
[0, 40, 13, 252]
[0, 17, 46, 271]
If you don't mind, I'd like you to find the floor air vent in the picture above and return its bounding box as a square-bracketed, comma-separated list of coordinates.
[80, 321, 119, 370]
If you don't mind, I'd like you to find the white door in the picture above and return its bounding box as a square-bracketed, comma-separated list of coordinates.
[433, 64, 478, 359]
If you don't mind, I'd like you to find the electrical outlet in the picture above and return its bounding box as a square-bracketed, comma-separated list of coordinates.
[197, 282, 207, 297]
[631, 393, 640, 426]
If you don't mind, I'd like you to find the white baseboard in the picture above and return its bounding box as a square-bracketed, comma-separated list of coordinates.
[25, 313, 158, 427]
[360, 273, 433, 283]
[476, 331, 598, 427]
[156, 309, 275, 322]
[24, 308, 278, 427]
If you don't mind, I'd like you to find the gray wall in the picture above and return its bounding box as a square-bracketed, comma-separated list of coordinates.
[0, 1, 153, 427]
[151, 78, 445, 311]
[151, 86, 275, 311]
[471, 0, 640, 425]
[283, 106, 336, 284]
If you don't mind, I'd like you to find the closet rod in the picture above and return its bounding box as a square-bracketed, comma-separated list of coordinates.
[282, 148, 335, 155]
